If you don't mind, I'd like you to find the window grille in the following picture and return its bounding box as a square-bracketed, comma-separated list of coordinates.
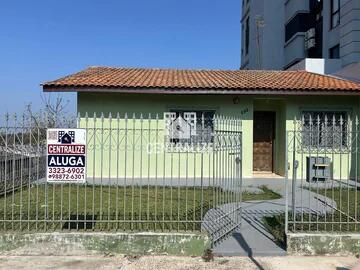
[301, 111, 348, 148]
[165, 110, 215, 148]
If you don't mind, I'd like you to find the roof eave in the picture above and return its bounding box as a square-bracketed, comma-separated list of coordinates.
[42, 86, 360, 96]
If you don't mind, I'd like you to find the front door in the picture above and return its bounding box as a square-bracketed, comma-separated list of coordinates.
[253, 111, 275, 172]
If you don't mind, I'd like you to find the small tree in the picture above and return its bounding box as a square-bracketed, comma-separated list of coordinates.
[26, 93, 76, 128]
[0, 94, 76, 147]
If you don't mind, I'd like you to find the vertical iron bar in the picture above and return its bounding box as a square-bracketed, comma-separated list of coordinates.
[192, 140, 196, 231]
[107, 113, 112, 230]
[19, 114, 25, 230]
[200, 113, 204, 226]
[35, 115, 40, 230]
[92, 113, 96, 231]
[339, 114, 343, 231]
[76, 114, 80, 231]
[300, 115, 304, 231]
[99, 113, 104, 230]
[331, 115, 335, 231]
[155, 114, 159, 231]
[316, 114, 320, 232]
[170, 123, 174, 230]
[177, 116, 181, 231]
[308, 114, 312, 231]
[292, 117, 297, 231]
[131, 114, 135, 231]
[27, 113, 32, 230]
[285, 129, 289, 234]
[146, 114, 150, 230]
[115, 112, 120, 230]
[3, 114, 9, 230]
[139, 114, 143, 229]
[162, 115, 166, 231]
[355, 115, 358, 231]
[12, 114, 16, 230]
[84, 113, 89, 231]
[123, 113, 128, 229]
[185, 133, 189, 231]
[346, 114, 351, 231]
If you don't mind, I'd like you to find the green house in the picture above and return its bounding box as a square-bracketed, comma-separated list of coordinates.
[42, 66, 360, 179]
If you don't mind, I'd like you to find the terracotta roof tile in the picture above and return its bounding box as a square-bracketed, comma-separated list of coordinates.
[42, 66, 360, 93]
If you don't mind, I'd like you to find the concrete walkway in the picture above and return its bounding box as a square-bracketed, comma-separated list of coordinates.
[207, 178, 342, 256]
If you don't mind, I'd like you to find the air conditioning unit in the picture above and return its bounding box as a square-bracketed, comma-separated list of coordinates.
[305, 38, 316, 50]
[305, 28, 315, 40]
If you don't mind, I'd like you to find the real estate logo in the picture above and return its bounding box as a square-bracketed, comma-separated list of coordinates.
[47, 129, 87, 183]
[164, 112, 197, 140]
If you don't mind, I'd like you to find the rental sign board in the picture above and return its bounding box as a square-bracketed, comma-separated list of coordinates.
[47, 129, 86, 183]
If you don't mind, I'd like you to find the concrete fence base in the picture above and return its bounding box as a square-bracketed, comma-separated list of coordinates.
[287, 233, 360, 258]
[0, 232, 211, 256]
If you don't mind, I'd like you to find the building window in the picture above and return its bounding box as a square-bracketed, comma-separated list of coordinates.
[301, 111, 348, 148]
[331, 0, 340, 29]
[245, 17, 250, 55]
[329, 44, 340, 59]
[166, 110, 215, 147]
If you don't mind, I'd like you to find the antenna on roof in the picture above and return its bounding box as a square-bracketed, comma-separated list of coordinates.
[255, 15, 265, 70]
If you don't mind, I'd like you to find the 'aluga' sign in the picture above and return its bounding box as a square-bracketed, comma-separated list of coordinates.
[46, 129, 87, 183]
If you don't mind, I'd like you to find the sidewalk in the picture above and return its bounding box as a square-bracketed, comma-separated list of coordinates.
[0, 255, 358, 270]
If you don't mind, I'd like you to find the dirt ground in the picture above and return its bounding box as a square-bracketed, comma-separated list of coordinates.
[0, 255, 359, 270]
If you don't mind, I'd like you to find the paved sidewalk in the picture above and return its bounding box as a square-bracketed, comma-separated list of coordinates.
[0, 255, 358, 270]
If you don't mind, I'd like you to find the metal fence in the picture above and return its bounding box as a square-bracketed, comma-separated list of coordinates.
[286, 113, 360, 233]
[0, 113, 242, 245]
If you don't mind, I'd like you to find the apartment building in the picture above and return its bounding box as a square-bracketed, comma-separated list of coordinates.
[241, 0, 360, 81]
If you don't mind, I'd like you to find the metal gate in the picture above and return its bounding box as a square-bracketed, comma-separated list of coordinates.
[0, 112, 242, 245]
[202, 116, 243, 246]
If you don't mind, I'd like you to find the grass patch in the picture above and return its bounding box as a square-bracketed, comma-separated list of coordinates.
[0, 184, 279, 232]
[288, 187, 360, 232]
[262, 215, 286, 248]
[254, 185, 360, 249]
[263, 187, 360, 245]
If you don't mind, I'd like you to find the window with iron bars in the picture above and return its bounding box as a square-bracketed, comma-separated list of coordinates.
[301, 111, 348, 148]
[167, 110, 215, 148]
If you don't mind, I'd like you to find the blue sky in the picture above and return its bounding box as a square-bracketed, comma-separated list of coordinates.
[0, 0, 241, 115]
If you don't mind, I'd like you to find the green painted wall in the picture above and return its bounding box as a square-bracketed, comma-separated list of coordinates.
[78, 93, 360, 180]
[78, 93, 253, 178]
